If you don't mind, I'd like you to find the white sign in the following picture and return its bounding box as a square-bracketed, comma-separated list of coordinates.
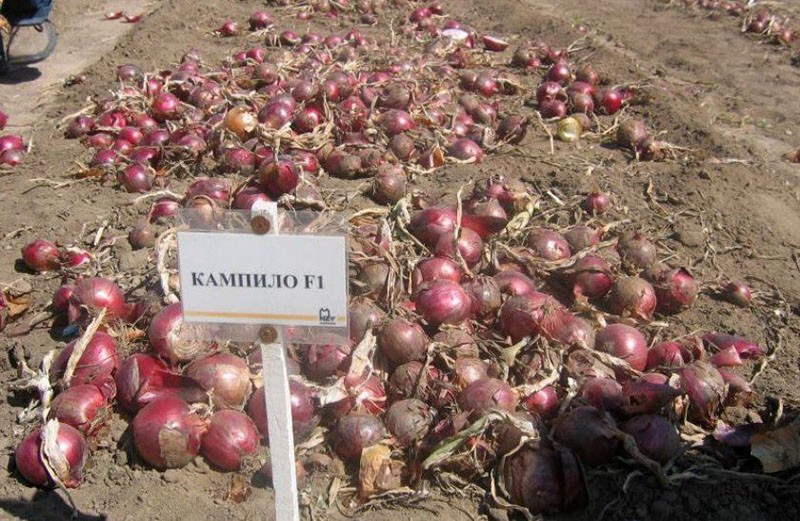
[177, 231, 347, 328]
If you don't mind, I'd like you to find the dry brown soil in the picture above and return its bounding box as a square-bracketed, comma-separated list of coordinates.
[0, 0, 799, 520]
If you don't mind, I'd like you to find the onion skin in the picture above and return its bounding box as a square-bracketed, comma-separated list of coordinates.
[649, 266, 699, 314]
[607, 277, 657, 321]
[462, 276, 502, 320]
[680, 361, 725, 426]
[378, 318, 429, 367]
[621, 378, 682, 415]
[185, 353, 253, 409]
[15, 423, 88, 488]
[132, 396, 206, 469]
[67, 277, 129, 324]
[384, 399, 432, 446]
[621, 414, 681, 463]
[330, 412, 386, 462]
[553, 406, 619, 466]
[458, 377, 518, 416]
[594, 324, 648, 372]
[200, 410, 259, 471]
[565, 226, 602, 252]
[413, 280, 472, 326]
[51, 331, 120, 388]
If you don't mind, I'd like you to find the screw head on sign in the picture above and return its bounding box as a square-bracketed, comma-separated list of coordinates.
[259, 326, 278, 343]
[250, 214, 272, 235]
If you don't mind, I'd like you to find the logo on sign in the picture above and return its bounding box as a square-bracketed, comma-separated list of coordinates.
[318, 308, 335, 325]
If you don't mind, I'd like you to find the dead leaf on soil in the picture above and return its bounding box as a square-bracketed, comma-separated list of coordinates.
[751, 416, 800, 473]
[358, 443, 404, 500]
[225, 474, 252, 503]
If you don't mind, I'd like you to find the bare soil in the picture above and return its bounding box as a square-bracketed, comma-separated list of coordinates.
[0, 0, 799, 520]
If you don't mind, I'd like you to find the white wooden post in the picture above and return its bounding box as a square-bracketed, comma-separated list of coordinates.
[252, 202, 300, 521]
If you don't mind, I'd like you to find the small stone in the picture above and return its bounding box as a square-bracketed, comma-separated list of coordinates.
[673, 226, 704, 247]
[191, 457, 210, 474]
[114, 450, 128, 466]
[162, 469, 180, 483]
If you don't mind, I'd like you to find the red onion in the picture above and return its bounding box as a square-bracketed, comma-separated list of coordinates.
[616, 231, 657, 271]
[555, 315, 596, 348]
[378, 109, 414, 135]
[220, 147, 256, 175]
[454, 357, 489, 388]
[413, 280, 472, 326]
[1, 148, 24, 167]
[539, 99, 567, 119]
[647, 266, 699, 314]
[616, 119, 651, 153]
[581, 377, 624, 411]
[21, 239, 61, 272]
[722, 280, 752, 307]
[553, 406, 619, 466]
[330, 412, 386, 462]
[503, 446, 587, 514]
[388, 361, 439, 402]
[596, 88, 622, 114]
[680, 361, 725, 426]
[384, 399, 432, 446]
[52, 284, 75, 314]
[462, 198, 508, 239]
[536, 81, 566, 103]
[0, 134, 24, 152]
[259, 159, 300, 197]
[246, 380, 317, 441]
[65, 116, 94, 138]
[51, 331, 119, 387]
[348, 298, 385, 343]
[718, 369, 753, 404]
[702, 333, 764, 359]
[186, 353, 253, 409]
[594, 324, 648, 371]
[302, 340, 352, 381]
[292, 106, 324, 133]
[448, 138, 484, 162]
[0, 109, 7, 129]
[370, 165, 406, 204]
[90, 148, 119, 168]
[49, 382, 115, 435]
[410, 206, 457, 247]
[411, 257, 462, 289]
[482, 35, 509, 52]
[495, 115, 528, 144]
[355, 262, 389, 298]
[217, 19, 239, 36]
[462, 276, 502, 319]
[499, 292, 569, 342]
[67, 277, 128, 324]
[148, 302, 206, 365]
[15, 423, 88, 488]
[458, 377, 518, 416]
[523, 386, 559, 419]
[646, 341, 687, 369]
[621, 377, 681, 415]
[200, 410, 259, 471]
[607, 277, 657, 321]
[583, 191, 612, 215]
[567, 255, 614, 300]
[434, 228, 483, 267]
[116, 353, 205, 412]
[621, 415, 680, 463]
[327, 374, 387, 418]
[151, 92, 181, 121]
[710, 346, 743, 367]
[118, 164, 154, 193]
[378, 318, 429, 366]
[129, 222, 156, 249]
[133, 396, 206, 469]
[527, 228, 571, 261]
[494, 269, 536, 296]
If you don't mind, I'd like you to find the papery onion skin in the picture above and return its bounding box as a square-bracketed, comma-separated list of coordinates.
[200, 410, 259, 471]
[594, 324, 648, 371]
[330, 412, 386, 462]
[116, 353, 205, 413]
[15, 423, 88, 488]
[185, 353, 253, 409]
[132, 396, 206, 469]
[680, 361, 725, 426]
